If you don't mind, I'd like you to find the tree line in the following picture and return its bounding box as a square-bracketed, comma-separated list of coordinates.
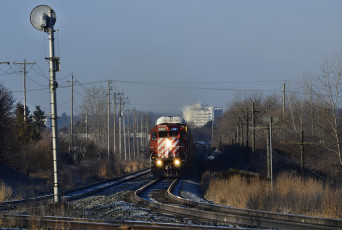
[0, 82, 46, 161]
[214, 53, 342, 181]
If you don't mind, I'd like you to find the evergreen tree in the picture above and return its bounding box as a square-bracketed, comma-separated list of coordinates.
[0, 82, 15, 160]
[32, 106, 46, 140]
[14, 103, 34, 144]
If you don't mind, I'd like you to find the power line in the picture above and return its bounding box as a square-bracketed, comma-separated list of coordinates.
[73, 88, 86, 97]
[12, 77, 340, 102]
[32, 63, 50, 80]
[58, 72, 73, 81]
[27, 75, 47, 87]
[58, 97, 72, 108]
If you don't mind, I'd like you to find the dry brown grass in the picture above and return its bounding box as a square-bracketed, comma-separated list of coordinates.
[58, 159, 147, 190]
[203, 171, 342, 219]
[0, 181, 12, 202]
[123, 161, 144, 173]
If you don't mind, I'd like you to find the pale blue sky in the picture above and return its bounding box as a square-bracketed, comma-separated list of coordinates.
[1, 0, 341, 115]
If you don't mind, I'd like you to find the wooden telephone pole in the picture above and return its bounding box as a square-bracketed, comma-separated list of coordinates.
[13, 59, 36, 121]
[281, 130, 321, 180]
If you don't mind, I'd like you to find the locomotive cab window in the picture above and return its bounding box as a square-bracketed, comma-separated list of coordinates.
[170, 131, 178, 137]
[159, 131, 168, 138]
[151, 132, 157, 141]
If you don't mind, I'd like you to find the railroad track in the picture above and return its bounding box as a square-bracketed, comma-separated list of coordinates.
[0, 214, 238, 230]
[0, 173, 238, 230]
[0, 169, 150, 209]
[134, 177, 342, 230]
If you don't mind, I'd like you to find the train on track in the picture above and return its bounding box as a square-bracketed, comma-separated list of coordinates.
[149, 116, 194, 177]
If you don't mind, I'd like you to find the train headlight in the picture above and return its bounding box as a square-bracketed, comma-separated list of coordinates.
[156, 159, 163, 167]
[174, 159, 181, 166]
[166, 140, 172, 148]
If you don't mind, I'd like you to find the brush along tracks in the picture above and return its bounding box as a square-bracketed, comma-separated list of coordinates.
[0, 169, 150, 210]
[134, 177, 342, 230]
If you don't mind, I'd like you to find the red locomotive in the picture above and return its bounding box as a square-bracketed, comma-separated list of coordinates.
[150, 116, 193, 177]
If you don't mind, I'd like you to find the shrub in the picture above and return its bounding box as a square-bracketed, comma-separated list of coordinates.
[0, 182, 12, 201]
[203, 171, 342, 218]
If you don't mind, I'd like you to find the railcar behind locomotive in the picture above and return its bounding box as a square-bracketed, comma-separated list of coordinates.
[150, 116, 193, 177]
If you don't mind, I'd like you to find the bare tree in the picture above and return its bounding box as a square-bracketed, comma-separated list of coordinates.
[217, 92, 281, 147]
[82, 86, 107, 150]
[312, 54, 342, 165]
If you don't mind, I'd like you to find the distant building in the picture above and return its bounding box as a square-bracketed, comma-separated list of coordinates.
[182, 102, 223, 127]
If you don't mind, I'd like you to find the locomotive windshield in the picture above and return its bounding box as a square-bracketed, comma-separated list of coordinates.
[159, 131, 168, 138]
[157, 131, 180, 138]
[170, 131, 178, 137]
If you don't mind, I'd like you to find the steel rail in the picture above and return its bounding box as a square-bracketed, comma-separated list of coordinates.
[63, 168, 150, 201]
[0, 169, 150, 209]
[0, 174, 235, 229]
[0, 214, 238, 230]
[134, 177, 342, 230]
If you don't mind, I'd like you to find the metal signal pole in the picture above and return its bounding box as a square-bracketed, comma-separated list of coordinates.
[47, 11, 60, 203]
[13, 59, 36, 121]
[30, 5, 60, 203]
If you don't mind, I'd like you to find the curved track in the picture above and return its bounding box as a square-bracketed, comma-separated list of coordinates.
[134, 177, 342, 230]
[0, 169, 150, 210]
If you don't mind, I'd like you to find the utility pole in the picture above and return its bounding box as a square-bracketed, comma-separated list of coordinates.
[269, 117, 273, 186]
[283, 82, 286, 123]
[13, 59, 36, 121]
[85, 109, 88, 144]
[136, 112, 139, 158]
[123, 102, 127, 160]
[145, 115, 149, 153]
[266, 127, 270, 179]
[240, 118, 244, 146]
[141, 114, 143, 151]
[117, 91, 128, 160]
[300, 130, 304, 180]
[252, 102, 256, 153]
[128, 109, 131, 160]
[236, 116, 240, 146]
[70, 74, 74, 153]
[211, 110, 214, 149]
[246, 107, 249, 148]
[119, 92, 122, 160]
[107, 80, 111, 158]
[113, 92, 116, 154]
[252, 117, 283, 183]
[133, 109, 136, 160]
[280, 130, 321, 180]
